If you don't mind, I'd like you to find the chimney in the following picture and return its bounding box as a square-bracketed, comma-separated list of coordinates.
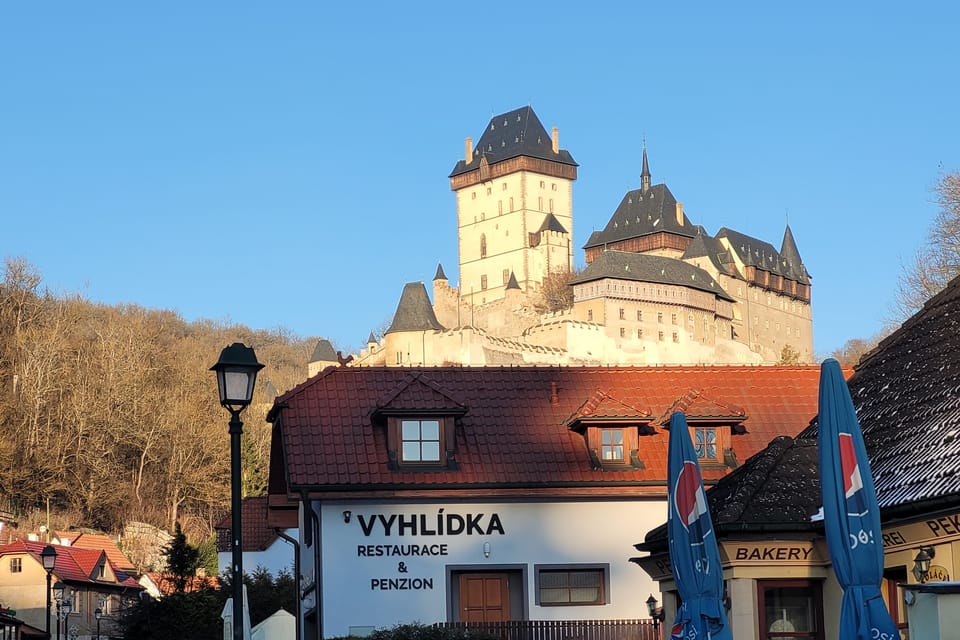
[551, 127, 559, 154]
[465, 137, 473, 163]
[676, 202, 684, 226]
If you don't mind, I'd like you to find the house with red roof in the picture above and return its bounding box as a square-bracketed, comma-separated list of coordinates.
[214, 496, 296, 579]
[266, 364, 831, 638]
[0, 540, 142, 638]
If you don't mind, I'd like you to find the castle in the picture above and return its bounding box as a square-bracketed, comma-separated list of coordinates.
[311, 106, 812, 374]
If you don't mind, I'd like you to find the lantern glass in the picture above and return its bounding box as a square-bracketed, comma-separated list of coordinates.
[211, 343, 263, 409]
[41, 545, 57, 571]
[646, 594, 659, 617]
[53, 581, 65, 602]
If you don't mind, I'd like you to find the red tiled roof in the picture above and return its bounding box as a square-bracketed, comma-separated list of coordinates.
[656, 388, 746, 425]
[56, 532, 136, 572]
[214, 496, 279, 553]
[271, 365, 845, 495]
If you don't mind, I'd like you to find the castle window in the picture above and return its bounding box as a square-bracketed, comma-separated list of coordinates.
[481, 275, 488, 290]
[552, 183, 557, 191]
[671, 313, 678, 325]
[502, 182, 507, 191]
[510, 197, 514, 211]
[658, 331, 664, 341]
[498, 201, 503, 215]
[619, 327, 626, 338]
[657, 312, 663, 324]
[480, 234, 487, 258]
[540, 180, 545, 188]
[502, 269, 510, 284]
[538, 197, 543, 211]
[672, 331, 679, 343]
[471, 192, 476, 200]
[619, 308, 625, 320]
[637, 310, 642, 321]
[396, 352, 402, 365]
[637, 328, 643, 338]
[549, 198, 554, 213]
[486, 187, 492, 195]
[400, 419, 442, 463]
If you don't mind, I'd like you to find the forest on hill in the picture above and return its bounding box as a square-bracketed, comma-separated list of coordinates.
[0, 257, 315, 542]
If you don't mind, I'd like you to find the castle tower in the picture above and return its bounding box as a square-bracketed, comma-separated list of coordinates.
[449, 106, 578, 306]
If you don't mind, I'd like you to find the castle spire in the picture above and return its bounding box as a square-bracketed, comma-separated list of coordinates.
[640, 142, 651, 195]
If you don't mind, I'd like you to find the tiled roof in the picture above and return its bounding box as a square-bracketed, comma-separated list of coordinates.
[656, 389, 746, 426]
[568, 250, 735, 302]
[215, 496, 279, 553]
[799, 273, 960, 516]
[583, 184, 695, 249]
[270, 365, 828, 495]
[0, 540, 140, 589]
[56, 531, 136, 572]
[449, 106, 577, 178]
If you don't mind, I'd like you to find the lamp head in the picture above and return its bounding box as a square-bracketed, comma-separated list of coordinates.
[40, 544, 57, 571]
[53, 581, 65, 602]
[211, 343, 263, 412]
[646, 594, 659, 617]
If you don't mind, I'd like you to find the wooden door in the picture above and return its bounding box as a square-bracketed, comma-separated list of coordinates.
[459, 573, 510, 622]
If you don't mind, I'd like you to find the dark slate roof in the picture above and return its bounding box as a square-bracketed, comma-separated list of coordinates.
[538, 213, 568, 234]
[583, 184, 695, 249]
[385, 282, 445, 334]
[681, 227, 737, 276]
[367, 332, 377, 344]
[434, 263, 447, 281]
[269, 365, 825, 492]
[506, 272, 520, 290]
[779, 225, 811, 284]
[716, 227, 810, 283]
[639, 436, 823, 550]
[797, 274, 960, 517]
[310, 339, 338, 363]
[568, 250, 735, 302]
[449, 106, 577, 177]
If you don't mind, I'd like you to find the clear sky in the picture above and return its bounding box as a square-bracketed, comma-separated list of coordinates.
[2, 2, 958, 357]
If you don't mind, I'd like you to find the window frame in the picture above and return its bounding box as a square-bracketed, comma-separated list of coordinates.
[534, 564, 610, 606]
[9, 557, 22, 573]
[386, 416, 456, 469]
[757, 579, 824, 640]
[693, 426, 721, 463]
[586, 426, 637, 468]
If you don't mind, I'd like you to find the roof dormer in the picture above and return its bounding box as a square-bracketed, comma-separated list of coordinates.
[659, 389, 747, 468]
[566, 391, 654, 470]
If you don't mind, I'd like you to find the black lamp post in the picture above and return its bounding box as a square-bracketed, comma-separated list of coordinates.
[211, 343, 263, 640]
[53, 581, 65, 640]
[40, 545, 57, 637]
[95, 607, 102, 640]
[646, 594, 665, 635]
[61, 598, 71, 639]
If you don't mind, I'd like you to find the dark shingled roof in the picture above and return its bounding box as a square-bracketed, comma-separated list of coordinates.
[717, 227, 810, 284]
[310, 339, 337, 363]
[798, 273, 960, 517]
[681, 227, 737, 276]
[583, 184, 695, 249]
[638, 436, 823, 550]
[385, 282, 445, 335]
[568, 250, 735, 302]
[449, 106, 577, 178]
[779, 225, 810, 284]
[434, 263, 447, 281]
[538, 213, 568, 234]
[505, 272, 520, 290]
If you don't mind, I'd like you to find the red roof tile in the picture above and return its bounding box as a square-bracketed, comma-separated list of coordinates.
[271, 365, 846, 496]
[56, 531, 136, 572]
[0, 540, 138, 589]
[214, 496, 279, 553]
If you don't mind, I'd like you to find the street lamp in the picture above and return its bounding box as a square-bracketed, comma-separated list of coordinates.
[61, 598, 71, 639]
[913, 546, 935, 583]
[646, 594, 665, 634]
[95, 607, 102, 640]
[53, 581, 65, 640]
[211, 342, 263, 640]
[40, 545, 57, 637]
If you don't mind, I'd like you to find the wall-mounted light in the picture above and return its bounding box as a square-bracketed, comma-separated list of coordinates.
[342, 510, 352, 524]
[913, 546, 935, 583]
[483, 541, 491, 558]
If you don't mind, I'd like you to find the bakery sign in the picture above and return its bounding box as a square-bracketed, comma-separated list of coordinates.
[722, 541, 827, 566]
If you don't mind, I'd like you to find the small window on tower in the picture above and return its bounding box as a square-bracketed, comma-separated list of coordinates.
[587, 309, 593, 321]
[481, 275, 488, 290]
[619, 308, 625, 320]
[503, 269, 510, 284]
[480, 234, 487, 258]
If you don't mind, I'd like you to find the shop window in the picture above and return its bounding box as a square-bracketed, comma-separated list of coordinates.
[758, 580, 823, 640]
[535, 565, 608, 606]
[694, 427, 719, 462]
[400, 419, 442, 463]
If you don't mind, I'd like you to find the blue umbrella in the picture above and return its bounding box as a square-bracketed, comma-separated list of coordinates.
[667, 411, 731, 640]
[818, 358, 900, 640]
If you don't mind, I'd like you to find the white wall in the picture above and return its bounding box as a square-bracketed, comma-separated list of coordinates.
[309, 499, 667, 637]
[217, 528, 297, 579]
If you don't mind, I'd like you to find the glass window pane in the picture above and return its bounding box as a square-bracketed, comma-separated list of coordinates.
[421, 420, 440, 440]
[540, 588, 569, 603]
[569, 587, 599, 602]
[421, 442, 441, 461]
[401, 421, 420, 440]
[402, 442, 421, 461]
[540, 572, 567, 588]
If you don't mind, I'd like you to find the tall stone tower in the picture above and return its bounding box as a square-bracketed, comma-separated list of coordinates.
[449, 106, 578, 306]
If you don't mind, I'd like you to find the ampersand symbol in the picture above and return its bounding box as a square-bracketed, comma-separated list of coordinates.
[398, 562, 408, 573]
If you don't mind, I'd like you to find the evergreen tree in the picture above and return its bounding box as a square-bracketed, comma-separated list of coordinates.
[166, 522, 200, 593]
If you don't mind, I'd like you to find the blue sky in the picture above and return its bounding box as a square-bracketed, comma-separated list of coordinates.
[2, 3, 958, 357]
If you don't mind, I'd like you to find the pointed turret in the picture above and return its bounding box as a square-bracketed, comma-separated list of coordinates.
[433, 263, 448, 282]
[385, 282, 445, 335]
[505, 272, 520, 290]
[308, 338, 340, 377]
[779, 225, 810, 284]
[640, 144, 651, 195]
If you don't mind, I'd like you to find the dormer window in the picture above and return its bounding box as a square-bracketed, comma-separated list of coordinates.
[693, 426, 719, 462]
[600, 429, 625, 462]
[401, 419, 441, 463]
[565, 391, 652, 470]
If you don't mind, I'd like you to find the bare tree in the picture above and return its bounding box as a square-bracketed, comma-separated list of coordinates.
[535, 268, 581, 313]
[895, 171, 960, 317]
